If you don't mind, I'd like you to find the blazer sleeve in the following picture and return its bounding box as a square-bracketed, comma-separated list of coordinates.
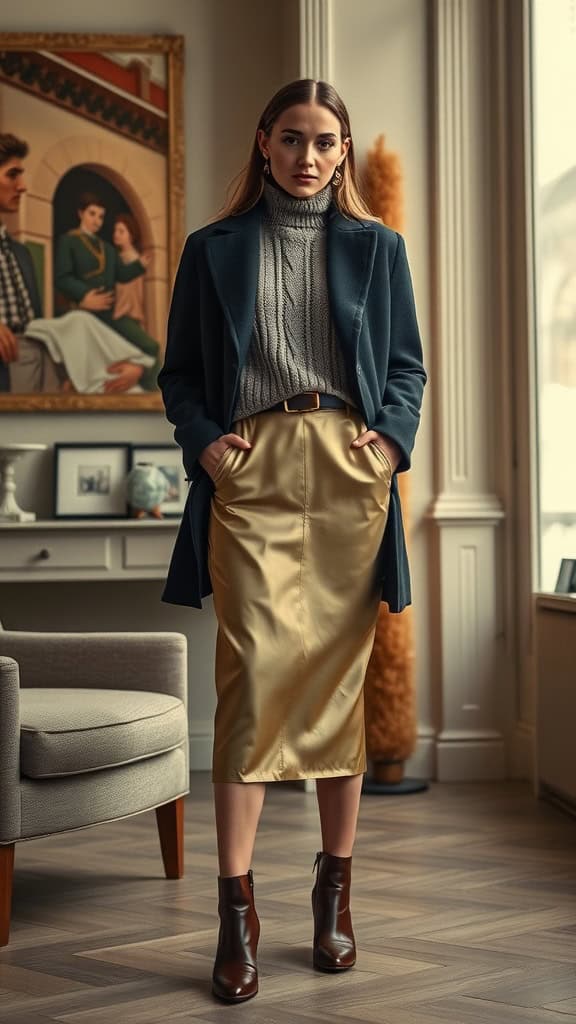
[372, 233, 427, 473]
[157, 235, 223, 477]
[54, 235, 89, 303]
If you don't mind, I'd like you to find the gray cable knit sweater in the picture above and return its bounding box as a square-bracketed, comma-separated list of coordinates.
[232, 178, 356, 421]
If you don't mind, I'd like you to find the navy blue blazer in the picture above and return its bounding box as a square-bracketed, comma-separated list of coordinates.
[0, 237, 43, 391]
[158, 195, 427, 613]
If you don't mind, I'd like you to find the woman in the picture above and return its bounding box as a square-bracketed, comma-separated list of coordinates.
[158, 79, 426, 1004]
[112, 213, 148, 324]
[107, 212, 161, 392]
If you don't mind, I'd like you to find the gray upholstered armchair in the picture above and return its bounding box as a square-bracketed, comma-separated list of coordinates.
[0, 629, 189, 947]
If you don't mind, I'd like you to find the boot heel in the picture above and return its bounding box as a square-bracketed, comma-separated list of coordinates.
[311, 851, 356, 971]
[212, 868, 260, 1002]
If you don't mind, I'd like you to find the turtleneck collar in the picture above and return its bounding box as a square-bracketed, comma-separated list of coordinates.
[262, 177, 333, 229]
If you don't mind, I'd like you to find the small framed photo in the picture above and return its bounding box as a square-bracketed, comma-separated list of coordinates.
[129, 445, 187, 517]
[554, 558, 576, 595]
[54, 443, 131, 519]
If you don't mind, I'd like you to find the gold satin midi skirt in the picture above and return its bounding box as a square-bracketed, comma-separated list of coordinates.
[208, 405, 393, 783]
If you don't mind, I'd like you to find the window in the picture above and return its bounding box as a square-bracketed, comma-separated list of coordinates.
[531, 0, 576, 591]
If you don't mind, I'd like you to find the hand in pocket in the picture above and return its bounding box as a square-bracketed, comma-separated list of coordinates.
[351, 430, 400, 473]
[200, 433, 252, 482]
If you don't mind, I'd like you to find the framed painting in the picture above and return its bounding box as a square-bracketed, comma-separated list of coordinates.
[0, 32, 184, 410]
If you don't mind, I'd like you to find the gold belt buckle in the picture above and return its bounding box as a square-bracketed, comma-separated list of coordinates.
[283, 392, 321, 413]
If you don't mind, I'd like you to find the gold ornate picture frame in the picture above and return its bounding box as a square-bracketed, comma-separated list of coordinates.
[0, 33, 184, 411]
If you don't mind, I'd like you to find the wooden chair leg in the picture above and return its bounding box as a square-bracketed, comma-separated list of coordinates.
[155, 797, 184, 879]
[0, 844, 15, 948]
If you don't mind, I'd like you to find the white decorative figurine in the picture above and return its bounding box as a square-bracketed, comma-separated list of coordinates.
[0, 443, 47, 522]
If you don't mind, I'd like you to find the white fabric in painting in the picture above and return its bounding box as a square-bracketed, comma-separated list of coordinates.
[25, 311, 154, 394]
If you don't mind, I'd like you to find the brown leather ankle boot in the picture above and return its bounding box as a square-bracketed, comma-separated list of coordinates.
[311, 850, 356, 971]
[212, 869, 260, 1002]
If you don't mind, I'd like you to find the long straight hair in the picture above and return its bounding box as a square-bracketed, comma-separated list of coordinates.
[211, 79, 381, 225]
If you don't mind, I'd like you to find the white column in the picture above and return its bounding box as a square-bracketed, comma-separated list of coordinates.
[299, 0, 333, 80]
[428, 0, 515, 779]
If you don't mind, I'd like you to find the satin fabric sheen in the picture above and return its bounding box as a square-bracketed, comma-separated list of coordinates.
[208, 407, 392, 783]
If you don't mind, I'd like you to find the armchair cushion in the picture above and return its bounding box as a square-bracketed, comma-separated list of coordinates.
[20, 688, 187, 779]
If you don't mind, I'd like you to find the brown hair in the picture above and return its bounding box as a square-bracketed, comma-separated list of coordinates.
[213, 79, 381, 224]
[0, 133, 29, 168]
[78, 192, 104, 212]
[113, 212, 141, 250]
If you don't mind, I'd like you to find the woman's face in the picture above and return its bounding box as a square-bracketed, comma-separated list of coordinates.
[257, 102, 349, 198]
[113, 220, 131, 248]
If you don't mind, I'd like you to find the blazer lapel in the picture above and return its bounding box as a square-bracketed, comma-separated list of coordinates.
[204, 202, 262, 365]
[204, 197, 378, 373]
[327, 209, 379, 371]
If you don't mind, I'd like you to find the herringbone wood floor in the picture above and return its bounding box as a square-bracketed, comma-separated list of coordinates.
[1, 776, 576, 1023]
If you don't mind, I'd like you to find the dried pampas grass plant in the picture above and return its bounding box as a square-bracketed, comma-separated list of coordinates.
[363, 134, 418, 786]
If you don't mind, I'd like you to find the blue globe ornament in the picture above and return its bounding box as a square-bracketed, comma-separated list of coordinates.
[126, 462, 170, 519]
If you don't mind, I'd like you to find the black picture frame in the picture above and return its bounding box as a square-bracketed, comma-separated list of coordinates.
[53, 443, 131, 519]
[554, 558, 576, 595]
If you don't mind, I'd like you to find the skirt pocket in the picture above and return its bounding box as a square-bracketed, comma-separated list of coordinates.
[356, 416, 393, 480]
[212, 444, 236, 484]
[367, 440, 393, 478]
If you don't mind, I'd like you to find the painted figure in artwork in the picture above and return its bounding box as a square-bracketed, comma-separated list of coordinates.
[110, 212, 162, 388]
[0, 132, 61, 393]
[54, 193, 161, 392]
[112, 213, 148, 325]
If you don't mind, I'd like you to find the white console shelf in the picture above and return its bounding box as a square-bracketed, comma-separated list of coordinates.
[0, 519, 179, 582]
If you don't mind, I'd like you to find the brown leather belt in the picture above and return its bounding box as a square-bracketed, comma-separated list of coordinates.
[268, 392, 350, 413]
